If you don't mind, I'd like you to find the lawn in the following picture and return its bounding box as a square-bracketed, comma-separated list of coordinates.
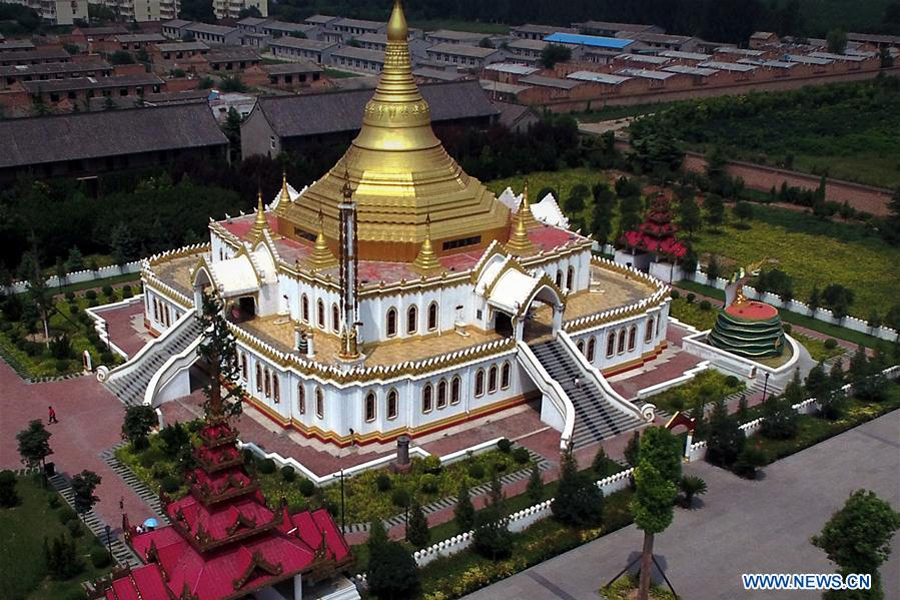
[791, 332, 843, 363]
[669, 296, 719, 331]
[0, 475, 112, 600]
[689, 205, 900, 318]
[646, 369, 745, 414]
[486, 167, 608, 203]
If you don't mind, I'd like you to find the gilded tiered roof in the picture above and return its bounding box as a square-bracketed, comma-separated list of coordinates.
[277, 0, 510, 262]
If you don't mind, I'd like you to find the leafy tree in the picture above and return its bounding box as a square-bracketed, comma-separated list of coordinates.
[638, 427, 682, 484]
[198, 292, 245, 418]
[755, 268, 794, 301]
[847, 344, 871, 383]
[818, 386, 846, 421]
[179, 0, 216, 22]
[565, 183, 589, 214]
[121, 405, 158, 450]
[704, 194, 725, 230]
[821, 284, 855, 320]
[812, 490, 900, 597]
[0, 470, 19, 507]
[238, 5, 262, 18]
[591, 444, 611, 477]
[804, 362, 829, 399]
[624, 431, 641, 467]
[367, 518, 388, 551]
[706, 255, 721, 280]
[17, 419, 53, 471]
[632, 457, 677, 600]
[488, 471, 504, 512]
[454, 480, 475, 532]
[526, 462, 544, 503]
[705, 399, 744, 467]
[807, 286, 821, 314]
[677, 194, 702, 238]
[222, 107, 243, 163]
[736, 394, 749, 421]
[65, 246, 85, 272]
[219, 75, 248, 93]
[158, 421, 190, 459]
[478, 37, 494, 48]
[760, 395, 799, 440]
[539, 43, 571, 69]
[826, 28, 848, 54]
[366, 541, 419, 599]
[21, 247, 53, 344]
[472, 505, 513, 560]
[109, 50, 135, 65]
[110, 222, 136, 266]
[71, 470, 101, 520]
[43, 532, 83, 579]
[590, 183, 615, 243]
[406, 500, 430, 549]
[829, 359, 845, 387]
[629, 130, 684, 177]
[617, 194, 643, 240]
[551, 448, 603, 527]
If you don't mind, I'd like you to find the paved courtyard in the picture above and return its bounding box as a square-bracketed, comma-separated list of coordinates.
[462, 410, 900, 600]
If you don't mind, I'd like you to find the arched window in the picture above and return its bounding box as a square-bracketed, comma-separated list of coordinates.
[656, 315, 661, 336]
[555, 271, 563, 288]
[298, 383, 305, 414]
[365, 392, 376, 422]
[386, 308, 397, 337]
[500, 362, 511, 389]
[301, 294, 309, 322]
[606, 333, 616, 358]
[437, 379, 448, 408]
[273, 375, 280, 403]
[488, 365, 498, 393]
[152, 298, 159, 321]
[317, 299, 325, 329]
[645, 317, 654, 342]
[566, 266, 575, 291]
[475, 369, 485, 397]
[240, 353, 247, 380]
[255, 364, 262, 392]
[315, 387, 324, 419]
[427, 302, 438, 331]
[264, 368, 271, 397]
[451, 376, 461, 404]
[577, 339, 585, 353]
[422, 384, 433, 413]
[617, 329, 626, 354]
[407, 305, 418, 334]
[628, 325, 637, 351]
[587, 337, 596, 363]
[387, 389, 398, 419]
[332, 303, 340, 332]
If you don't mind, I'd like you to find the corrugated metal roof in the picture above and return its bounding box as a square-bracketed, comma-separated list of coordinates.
[567, 70, 632, 84]
[659, 50, 710, 61]
[615, 67, 676, 80]
[663, 64, 718, 76]
[545, 32, 633, 49]
[698, 60, 757, 72]
[484, 62, 539, 75]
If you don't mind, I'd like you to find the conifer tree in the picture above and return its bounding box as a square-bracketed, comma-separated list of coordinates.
[198, 292, 245, 418]
[526, 462, 544, 504]
[551, 448, 603, 527]
[454, 480, 475, 532]
[406, 499, 430, 549]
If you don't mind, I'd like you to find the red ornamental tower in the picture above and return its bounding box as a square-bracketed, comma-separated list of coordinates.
[621, 194, 688, 259]
[99, 419, 353, 600]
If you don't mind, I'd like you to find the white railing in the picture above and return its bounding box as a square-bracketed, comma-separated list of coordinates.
[636, 360, 710, 400]
[516, 340, 575, 451]
[97, 310, 196, 384]
[2, 260, 142, 296]
[557, 331, 656, 423]
[143, 335, 203, 407]
[85, 295, 145, 360]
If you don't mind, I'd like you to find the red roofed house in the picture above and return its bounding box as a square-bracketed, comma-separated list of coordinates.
[92, 418, 356, 600]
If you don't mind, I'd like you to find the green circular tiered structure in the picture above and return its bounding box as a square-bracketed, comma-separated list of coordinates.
[708, 300, 785, 359]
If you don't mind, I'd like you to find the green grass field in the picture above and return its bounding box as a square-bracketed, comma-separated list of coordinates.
[0, 475, 112, 600]
[690, 205, 900, 318]
[486, 167, 608, 202]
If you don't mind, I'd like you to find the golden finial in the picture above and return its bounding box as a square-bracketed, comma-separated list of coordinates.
[412, 214, 442, 275]
[341, 165, 354, 201]
[306, 208, 338, 270]
[280, 170, 290, 203]
[248, 190, 270, 242]
[386, 0, 407, 42]
[505, 197, 535, 256]
[520, 181, 537, 230]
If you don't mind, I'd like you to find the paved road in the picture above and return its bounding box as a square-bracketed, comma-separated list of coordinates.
[463, 410, 900, 600]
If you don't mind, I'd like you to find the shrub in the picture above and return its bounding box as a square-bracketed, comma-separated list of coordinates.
[298, 478, 315, 497]
[699, 299, 712, 311]
[733, 446, 767, 479]
[512, 446, 530, 464]
[375, 472, 392, 492]
[669, 396, 685, 411]
[824, 338, 838, 350]
[63, 590, 87, 600]
[678, 475, 707, 508]
[705, 400, 744, 467]
[467, 462, 486, 480]
[102, 285, 114, 297]
[122, 287, 133, 299]
[472, 506, 513, 560]
[100, 351, 114, 364]
[686, 292, 696, 304]
[724, 375, 739, 388]
[670, 289, 680, 299]
[89, 299, 99, 307]
[55, 359, 70, 373]
[760, 397, 799, 440]
[85, 290, 97, 300]
[493, 461, 507, 473]
[406, 501, 430, 548]
[150, 463, 169, 480]
[161, 475, 180, 494]
[526, 463, 544, 504]
[421, 455, 442, 474]
[497, 438, 512, 453]
[47, 492, 61, 509]
[65, 292, 76, 302]
[419, 473, 439, 494]
[90, 548, 111, 569]
[551, 450, 603, 527]
[67, 518, 83, 537]
[391, 488, 410, 508]
[280, 465, 296, 482]
[257, 458, 276, 474]
[138, 446, 164, 468]
[783, 322, 792, 334]
[58, 507, 77, 524]
[0, 470, 18, 508]
[158, 422, 190, 459]
[366, 541, 419, 599]
[68, 304, 78, 315]
[455, 481, 475, 532]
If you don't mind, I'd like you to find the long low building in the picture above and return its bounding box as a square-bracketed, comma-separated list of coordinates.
[0, 103, 229, 183]
[0, 59, 111, 88]
[241, 79, 499, 159]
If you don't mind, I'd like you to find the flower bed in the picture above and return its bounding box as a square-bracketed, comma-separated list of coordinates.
[647, 369, 744, 414]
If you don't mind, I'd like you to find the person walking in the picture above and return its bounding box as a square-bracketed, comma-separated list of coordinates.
[48, 405, 58, 424]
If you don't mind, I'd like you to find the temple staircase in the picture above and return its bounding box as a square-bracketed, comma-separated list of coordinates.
[529, 339, 647, 449]
[101, 312, 204, 406]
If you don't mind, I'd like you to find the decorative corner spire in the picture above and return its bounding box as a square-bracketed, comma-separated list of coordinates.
[280, 170, 290, 203]
[386, 0, 407, 42]
[306, 209, 338, 270]
[412, 214, 442, 275]
[520, 180, 537, 230]
[341, 164, 354, 202]
[505, 197, 536, 256]
[248, 190, 270, 243]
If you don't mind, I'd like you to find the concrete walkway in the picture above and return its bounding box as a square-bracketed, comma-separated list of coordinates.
[462, 410, 900, 600]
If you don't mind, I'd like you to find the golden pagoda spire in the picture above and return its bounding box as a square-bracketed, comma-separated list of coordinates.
[520, 180, 538, 230]
[248, 190, 270, 243]
[412, 214, 442, 275]
[505, 197, 536, 256]
[306, 208, 338, 270]
[280, 171, 290, 203]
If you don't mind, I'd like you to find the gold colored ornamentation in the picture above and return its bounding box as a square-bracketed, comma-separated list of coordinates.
[520, 181, 538, 230]
[248, 191, 270, 244]
[306, 210, 338, 271]
[505, 196, 536, 256]
[411, 215, 443, 275]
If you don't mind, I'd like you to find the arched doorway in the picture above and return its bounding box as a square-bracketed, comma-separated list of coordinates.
[495, 312, 514, 337]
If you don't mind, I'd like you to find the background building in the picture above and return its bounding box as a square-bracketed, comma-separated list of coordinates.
[6, 0, 88, 25]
